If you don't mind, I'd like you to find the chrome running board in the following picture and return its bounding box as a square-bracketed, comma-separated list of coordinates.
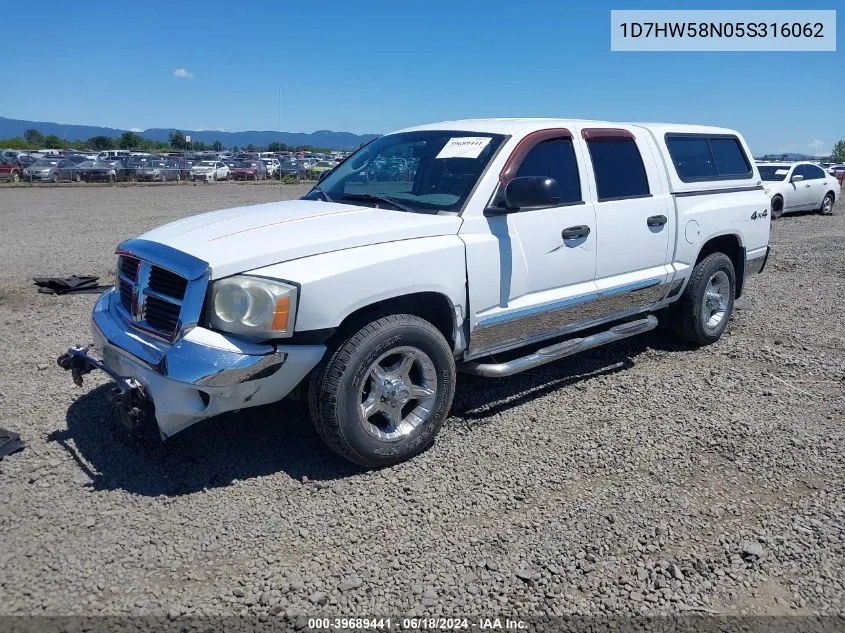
[461, 315, 658, 378]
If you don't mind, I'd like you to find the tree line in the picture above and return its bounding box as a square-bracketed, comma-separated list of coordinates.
[0, 128, 337, 154]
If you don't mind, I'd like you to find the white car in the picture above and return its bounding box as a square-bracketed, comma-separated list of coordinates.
[758, 162, 840, 218]
[60, 118, 771, 467]
[190, 160, 230, 182]
[261, 158, 280, 178]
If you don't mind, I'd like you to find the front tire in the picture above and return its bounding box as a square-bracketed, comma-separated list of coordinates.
[670, 252, 736, 346]
[819, 192, 834, 215]
[309, 314, 456, 468]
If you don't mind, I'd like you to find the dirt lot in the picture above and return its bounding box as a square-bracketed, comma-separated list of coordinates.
[0, 184, 842, 620]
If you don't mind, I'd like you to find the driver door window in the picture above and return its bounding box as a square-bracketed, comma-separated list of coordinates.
[513, 139, 582, 205]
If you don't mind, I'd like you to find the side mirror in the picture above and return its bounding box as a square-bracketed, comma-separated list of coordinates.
[791, 174, 804, 182]
[503, 176, 561, 210]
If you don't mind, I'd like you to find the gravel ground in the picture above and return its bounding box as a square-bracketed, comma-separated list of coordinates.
[0, 184, 842, 621]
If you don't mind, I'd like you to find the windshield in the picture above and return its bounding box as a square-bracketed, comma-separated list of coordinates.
[758, 166, 790, 181]
[33, 160, 58, 167]
[304, 130, 506, 213]
[195, 161, 215, 167]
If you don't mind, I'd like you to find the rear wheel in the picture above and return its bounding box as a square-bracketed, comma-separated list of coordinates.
[770, 195, 784, 219]
[10, 171, 20, 182]
[52, 173, 59, 184]
[669, 252, 736, 346]
[819, 192, 834, 215]
[309, 314, 456, 467]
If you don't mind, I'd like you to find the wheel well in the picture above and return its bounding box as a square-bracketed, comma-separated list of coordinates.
[332, 292, 456, 348]
[696, 234, 744, 297]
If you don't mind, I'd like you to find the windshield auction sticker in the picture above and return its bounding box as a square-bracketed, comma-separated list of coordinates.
[611, 10, 836, 51]
[436, 137, 492, 159]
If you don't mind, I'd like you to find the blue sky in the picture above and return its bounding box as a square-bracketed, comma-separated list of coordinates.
[6, 1, 843, 154]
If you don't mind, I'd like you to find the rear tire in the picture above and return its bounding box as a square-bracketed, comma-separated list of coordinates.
[819, 192, 834, 215]
[770, 195, 784, 219]
[308, 314, 456, 468]
[669, 252, 736, 346]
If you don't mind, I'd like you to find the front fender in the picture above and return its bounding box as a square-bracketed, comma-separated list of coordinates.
[246, 236, 468, 333]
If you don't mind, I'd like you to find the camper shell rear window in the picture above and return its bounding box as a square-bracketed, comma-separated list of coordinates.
[665, 133, 752, 183]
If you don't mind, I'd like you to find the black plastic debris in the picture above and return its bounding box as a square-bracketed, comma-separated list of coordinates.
[33, 276, 110, 295]
[0, 428, 24, 460]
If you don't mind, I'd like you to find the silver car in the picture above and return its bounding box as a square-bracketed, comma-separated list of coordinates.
[23, 158, 75, 182]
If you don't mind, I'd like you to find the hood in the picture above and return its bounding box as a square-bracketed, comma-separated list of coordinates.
[139, 199, 462, 279]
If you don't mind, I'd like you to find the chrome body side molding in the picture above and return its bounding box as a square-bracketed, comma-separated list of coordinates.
[468, 278, 668, 358]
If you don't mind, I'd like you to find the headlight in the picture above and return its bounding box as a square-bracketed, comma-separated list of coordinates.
[209, 276, 297, 338]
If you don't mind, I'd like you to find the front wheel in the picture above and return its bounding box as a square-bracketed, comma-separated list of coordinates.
[309, 314, 456, 467]
[669, 252, 736, 346]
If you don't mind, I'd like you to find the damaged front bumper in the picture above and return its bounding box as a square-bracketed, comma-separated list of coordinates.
[58, 290, 325, 438]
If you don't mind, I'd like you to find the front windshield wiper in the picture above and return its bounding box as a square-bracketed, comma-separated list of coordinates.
[341, 193, 415, 213]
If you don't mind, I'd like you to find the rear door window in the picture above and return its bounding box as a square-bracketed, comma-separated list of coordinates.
[585, 137, 650, 201]
[665, 134, 752, 182]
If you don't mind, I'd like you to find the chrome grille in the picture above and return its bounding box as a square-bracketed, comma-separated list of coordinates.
[116, 254, 188, 341]
[118, 279, 133, 312]
[145, 296, 181, 332]
[119, 255, 139, 281]
[148, 266, 187, 299]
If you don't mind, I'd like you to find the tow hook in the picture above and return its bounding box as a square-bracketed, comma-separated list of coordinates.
[57, 346, 152, 432]
[57, 346, 97, 387]
[57, 346, 138, 391]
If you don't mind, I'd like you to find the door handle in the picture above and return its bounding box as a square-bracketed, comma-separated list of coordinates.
[647, 215, 668, 227]
[562, 225, 591, 240]
[804, 184, 811, 188]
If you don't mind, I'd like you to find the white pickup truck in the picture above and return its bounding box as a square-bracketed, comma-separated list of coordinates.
[60, 119, 772, 466]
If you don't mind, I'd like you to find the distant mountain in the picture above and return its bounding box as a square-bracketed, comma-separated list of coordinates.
[0, 116, 378, 150]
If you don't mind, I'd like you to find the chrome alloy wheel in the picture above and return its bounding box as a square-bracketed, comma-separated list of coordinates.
[701, 270, 731, 330]
[358, 346, 437, 441]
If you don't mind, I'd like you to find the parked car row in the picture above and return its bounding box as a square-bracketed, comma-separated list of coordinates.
[1, 148, 355, 183]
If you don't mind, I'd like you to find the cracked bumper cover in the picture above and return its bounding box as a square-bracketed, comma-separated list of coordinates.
[86, 290, 325, 438]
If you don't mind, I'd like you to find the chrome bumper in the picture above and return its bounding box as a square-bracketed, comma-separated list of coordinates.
[60, 290, 325, 438]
